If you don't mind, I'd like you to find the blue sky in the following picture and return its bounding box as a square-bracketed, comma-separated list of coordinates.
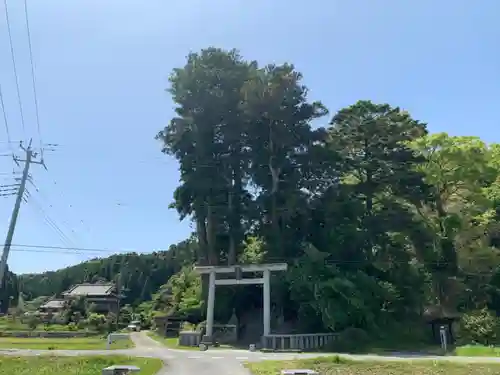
[0, 0, 498, 274]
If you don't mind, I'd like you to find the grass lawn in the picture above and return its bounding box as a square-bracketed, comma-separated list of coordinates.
[0, 355, 163, 375]
[0, 336, 134, 350]
[455, 345, 500, 357]
[147, 331, 239, 351]
[245, 356, 500, 375]
[147, 331, 198, 351]
[0, 317, 83, 332]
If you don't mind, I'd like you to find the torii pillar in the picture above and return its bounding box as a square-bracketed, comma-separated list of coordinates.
[194, 263, 287, 343]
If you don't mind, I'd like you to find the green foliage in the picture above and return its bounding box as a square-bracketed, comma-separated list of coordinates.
[105, 312, 117, 333]
[238, 237, 266, 264]
[0, 267, 18, 314]
[87, 313, 106, 332]
[327, 327, 371, 353]
[10, 47, 500, 348]
[458, 308, 500, 345]
[19, 238, 198, 306]
[152, 266, 203, 320]
[119, 305, 133, 327]
[26, 315, 40, 331]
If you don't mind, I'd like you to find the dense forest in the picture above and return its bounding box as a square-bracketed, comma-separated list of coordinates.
[16, 238, 198, 307]
[7, 47, 500, 344]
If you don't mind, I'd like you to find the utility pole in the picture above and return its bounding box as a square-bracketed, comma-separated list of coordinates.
[0, 140, 45, 290]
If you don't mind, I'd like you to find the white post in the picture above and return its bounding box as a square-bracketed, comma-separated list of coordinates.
[205, 271, 216, 340]
[263, 269, 271, 336]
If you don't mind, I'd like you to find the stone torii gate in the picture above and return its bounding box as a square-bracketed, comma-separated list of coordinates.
[194, 263, 287, 343]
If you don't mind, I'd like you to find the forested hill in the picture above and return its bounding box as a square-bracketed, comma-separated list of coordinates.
[17, 238, 198, 307]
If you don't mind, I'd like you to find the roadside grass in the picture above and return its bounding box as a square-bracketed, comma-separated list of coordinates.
[146, 331, 238, 351]
[0, 336, 134, 350]
[0, 317, 85, 332]
[147, 331, 199, 351]
[245, 356, 500, 375]
[0, 355, 163, 375]
[455, 345, 500, 357]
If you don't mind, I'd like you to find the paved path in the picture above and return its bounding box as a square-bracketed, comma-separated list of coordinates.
[3, 331, 500, 374]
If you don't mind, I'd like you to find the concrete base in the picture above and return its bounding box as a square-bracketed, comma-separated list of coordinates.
[179, 331, 202, 347]
[201, 335, 213, 344]
[281, 370, 318, 375]
[102, 365, 140, 375]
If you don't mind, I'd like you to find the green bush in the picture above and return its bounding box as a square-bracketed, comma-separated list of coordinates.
[87, 313, 106, 332]
[327, 327, 370, 353]
[458, 308, 500, 346]
[26, 315, 40, 331]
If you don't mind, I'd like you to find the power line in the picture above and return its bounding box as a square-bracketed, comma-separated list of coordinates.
[9, 243, 134, 253]
[23, 0, 43, 154]
[2, 242, 500, 265]
[0, 85, 14, 157]
[2, 0, 27, 140]
[24, 189, 78, 249]
[27, 179, 90, 245]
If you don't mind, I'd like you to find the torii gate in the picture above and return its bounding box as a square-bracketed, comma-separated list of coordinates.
[194, 263, 287, 342]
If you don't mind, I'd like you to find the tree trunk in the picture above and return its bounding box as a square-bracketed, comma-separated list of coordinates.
[206, 200, 217, 265]
[228, 160, 243, 265]
[195, 213, 209, 266]
[228, 184, 236, 265]
[269, 161, 282, 257]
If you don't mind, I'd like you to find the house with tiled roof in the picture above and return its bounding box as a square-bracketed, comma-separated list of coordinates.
[62, 283, 120, 314]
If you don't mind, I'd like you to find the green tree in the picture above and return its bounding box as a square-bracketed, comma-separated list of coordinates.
[119, 304, 133, 327]
[26, 314, 40, 331]
[243, 63, 328, 259]
[409, 133, 497, 307]
[157, 48, 255, 265]
[328, 101, 429, 262]
[87, 313, 106, 332]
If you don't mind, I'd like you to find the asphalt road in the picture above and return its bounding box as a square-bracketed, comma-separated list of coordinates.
[3, 331, 500, 374]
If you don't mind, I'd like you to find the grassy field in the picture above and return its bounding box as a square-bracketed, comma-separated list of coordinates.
[0, 355, 163, 375]
[0, 336, 134, 350]
[147, 331, 238, 351]
[0, 317, 83, 332]
[455, 345, 500, 357]
[147, 331, 198, 350]
[246, 356, 500, 375]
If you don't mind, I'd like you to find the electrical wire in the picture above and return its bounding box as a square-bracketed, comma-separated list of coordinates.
[35, 175, 93, 233]
[23, 0, 43, 154]
[0, 85, 14, 156]
[27, 178, 90, 245]
[2, 242, 499, 264]
[24, 189, 78, 249]
[2, 0, 27, 141]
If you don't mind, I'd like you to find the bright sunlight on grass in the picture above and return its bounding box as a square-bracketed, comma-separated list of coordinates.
[245, 356, 500, 375]
[0, 336, 133, 350]
[146, 331, 198, 350]
[0, 355, 163, 375]
[455, 345, 500, 357]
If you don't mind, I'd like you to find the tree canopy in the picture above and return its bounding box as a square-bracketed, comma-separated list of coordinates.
[13, 47, 500, 343]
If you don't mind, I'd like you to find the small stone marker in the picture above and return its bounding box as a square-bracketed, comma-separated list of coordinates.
[281, 370, 319, 375]
[102, 365, 140, 375]
[249, 344, 256, 352]
[199, 343, 208, 351]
